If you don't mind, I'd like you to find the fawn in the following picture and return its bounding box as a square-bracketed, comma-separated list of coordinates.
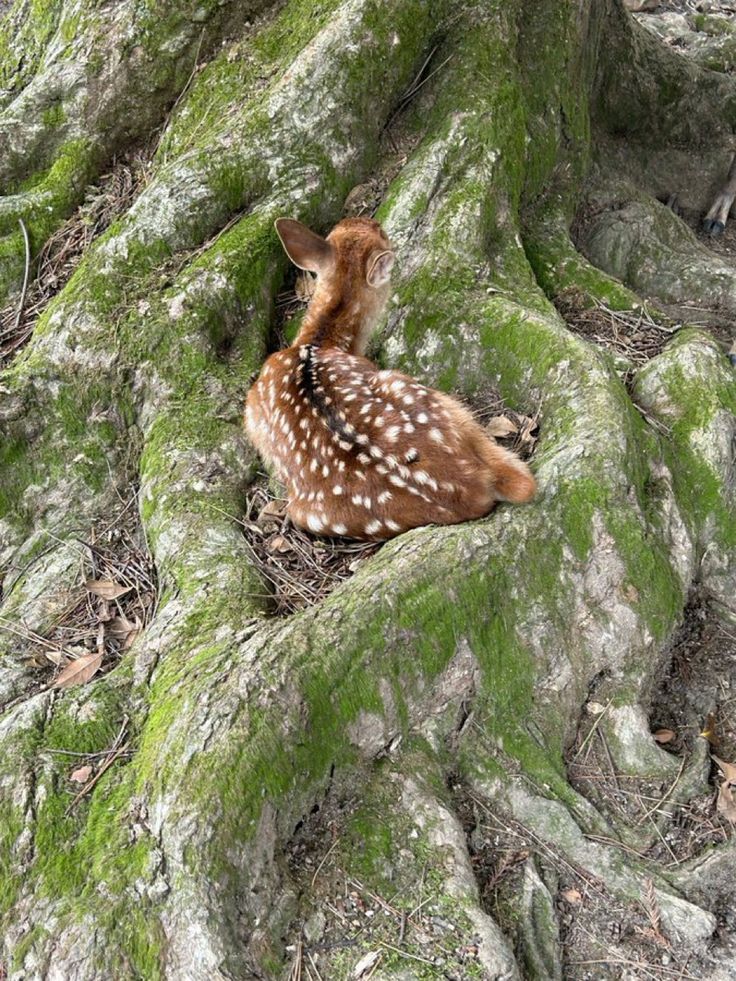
[245, 217, 536, 541]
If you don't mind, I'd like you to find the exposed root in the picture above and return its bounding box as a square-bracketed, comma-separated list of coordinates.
[0, 485, 157, 694]
[0, 154, 149, 367]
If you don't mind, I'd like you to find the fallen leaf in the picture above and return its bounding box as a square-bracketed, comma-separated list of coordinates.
[52, 651, 103, 689]
[717, 781, 736, 824]
[561, 888, 582, 904]
[700, 712, 718, 744]
[108, 615, 136, 638]
[517, 414, 540, 443]
[267, 535, 294, 555]
[96, 598, 113, 623]
[70, 765, 93, 784]
[653, 729, 675, 744]
[107, 614, 141, 651]
[713, 755, 736, 784]
[353, 950, 381, 978]
[85, 579, 133, 601]
[42, 650, 64, 666]
[258, 499, 288, 521]
[486, 416, 518, 439]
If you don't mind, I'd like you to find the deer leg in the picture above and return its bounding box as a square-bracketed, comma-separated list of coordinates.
[703, 153, 736, 237]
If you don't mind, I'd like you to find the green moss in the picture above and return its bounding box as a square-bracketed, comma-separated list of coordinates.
[155, 0, 345, 164]
[0, 0, 64, 99]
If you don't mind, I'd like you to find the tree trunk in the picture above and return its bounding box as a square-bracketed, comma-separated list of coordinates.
[1, 1, 734, 978]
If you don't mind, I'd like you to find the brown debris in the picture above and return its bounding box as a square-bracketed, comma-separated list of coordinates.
[2, 489, 157, 688]
[241, 486, 382, 616]
[554, 287, 679, 364]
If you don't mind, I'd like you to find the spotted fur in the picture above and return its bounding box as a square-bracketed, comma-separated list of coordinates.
[245, 216, 536, 541]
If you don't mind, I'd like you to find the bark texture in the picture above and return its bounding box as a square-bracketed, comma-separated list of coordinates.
[0, 1, 735, 978]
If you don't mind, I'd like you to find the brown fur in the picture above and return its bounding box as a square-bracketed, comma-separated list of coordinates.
[245, 217, 536, 541]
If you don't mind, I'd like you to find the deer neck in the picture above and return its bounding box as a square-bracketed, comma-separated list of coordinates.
[293, 284, 383, 355]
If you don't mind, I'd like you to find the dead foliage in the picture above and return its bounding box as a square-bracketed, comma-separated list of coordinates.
[554, 287, 680, 364]
[241, 486, 382, 616]
[0, 154, 149, 367]
[0, 489, 157, 692]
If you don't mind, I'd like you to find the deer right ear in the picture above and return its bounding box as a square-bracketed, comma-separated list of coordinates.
[274, 218, 334, 274]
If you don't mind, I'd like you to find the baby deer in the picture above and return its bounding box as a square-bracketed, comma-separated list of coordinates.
[245, 217, 536, 541]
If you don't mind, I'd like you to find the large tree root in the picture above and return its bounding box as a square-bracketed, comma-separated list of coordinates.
[1, 1, 735, 978]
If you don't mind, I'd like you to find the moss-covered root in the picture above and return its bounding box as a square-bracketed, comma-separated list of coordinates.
[577, 180, 736, 313]
[522, 202, 647, 311]
[294, 756, 521, 980]
[594, 0, 736, 150]
[633, 330, 736, 616]
[0, 0, 264, 300]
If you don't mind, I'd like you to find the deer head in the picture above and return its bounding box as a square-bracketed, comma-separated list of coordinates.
[275, 216, 395, 355]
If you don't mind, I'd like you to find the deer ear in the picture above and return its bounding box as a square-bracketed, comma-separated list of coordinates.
[366, 249, 395, 287]
[274, 218, 333, 274]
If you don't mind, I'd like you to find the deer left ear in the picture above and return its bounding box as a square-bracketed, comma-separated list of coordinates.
[366, 249, 395, 287]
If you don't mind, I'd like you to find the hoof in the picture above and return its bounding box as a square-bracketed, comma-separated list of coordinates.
[703, 218, 726, 237]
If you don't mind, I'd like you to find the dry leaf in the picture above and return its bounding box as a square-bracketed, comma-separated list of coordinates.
[52, 651, 103, 689]
[85, 579, 133, 601]
[122, 617, 142, 652]
[267, 535, 294, 555]
[70, 765, 93, 784]
[107, 614, 141, 651]
[517, 414, 539, 443]
[42, 650, 64, 666]
[108, 615, 135, 638]
[562, 888, 582, 903]
[96, 598, 113, 623]
[717, 781, 736, 824]
[486, 416, 518, 439]
[258, 499, 288, 520]
[353, 950, 381, 978]
[713, 755, 736, 784]
[701, 712, 718, 745]
[653, 728, 675, 744]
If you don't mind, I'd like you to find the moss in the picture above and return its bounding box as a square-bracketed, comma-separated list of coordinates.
[0, 0, 64, 100]
[155, 0, 345, 164]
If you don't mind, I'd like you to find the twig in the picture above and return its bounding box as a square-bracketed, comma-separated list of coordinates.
[636, 756, 687, 827]
[64, 741, 130, 815]
[14, 219, 31, 334]
[377, 941, 435, 966]
[573, 699, 613, 760]
[311, 838, 339, 887]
